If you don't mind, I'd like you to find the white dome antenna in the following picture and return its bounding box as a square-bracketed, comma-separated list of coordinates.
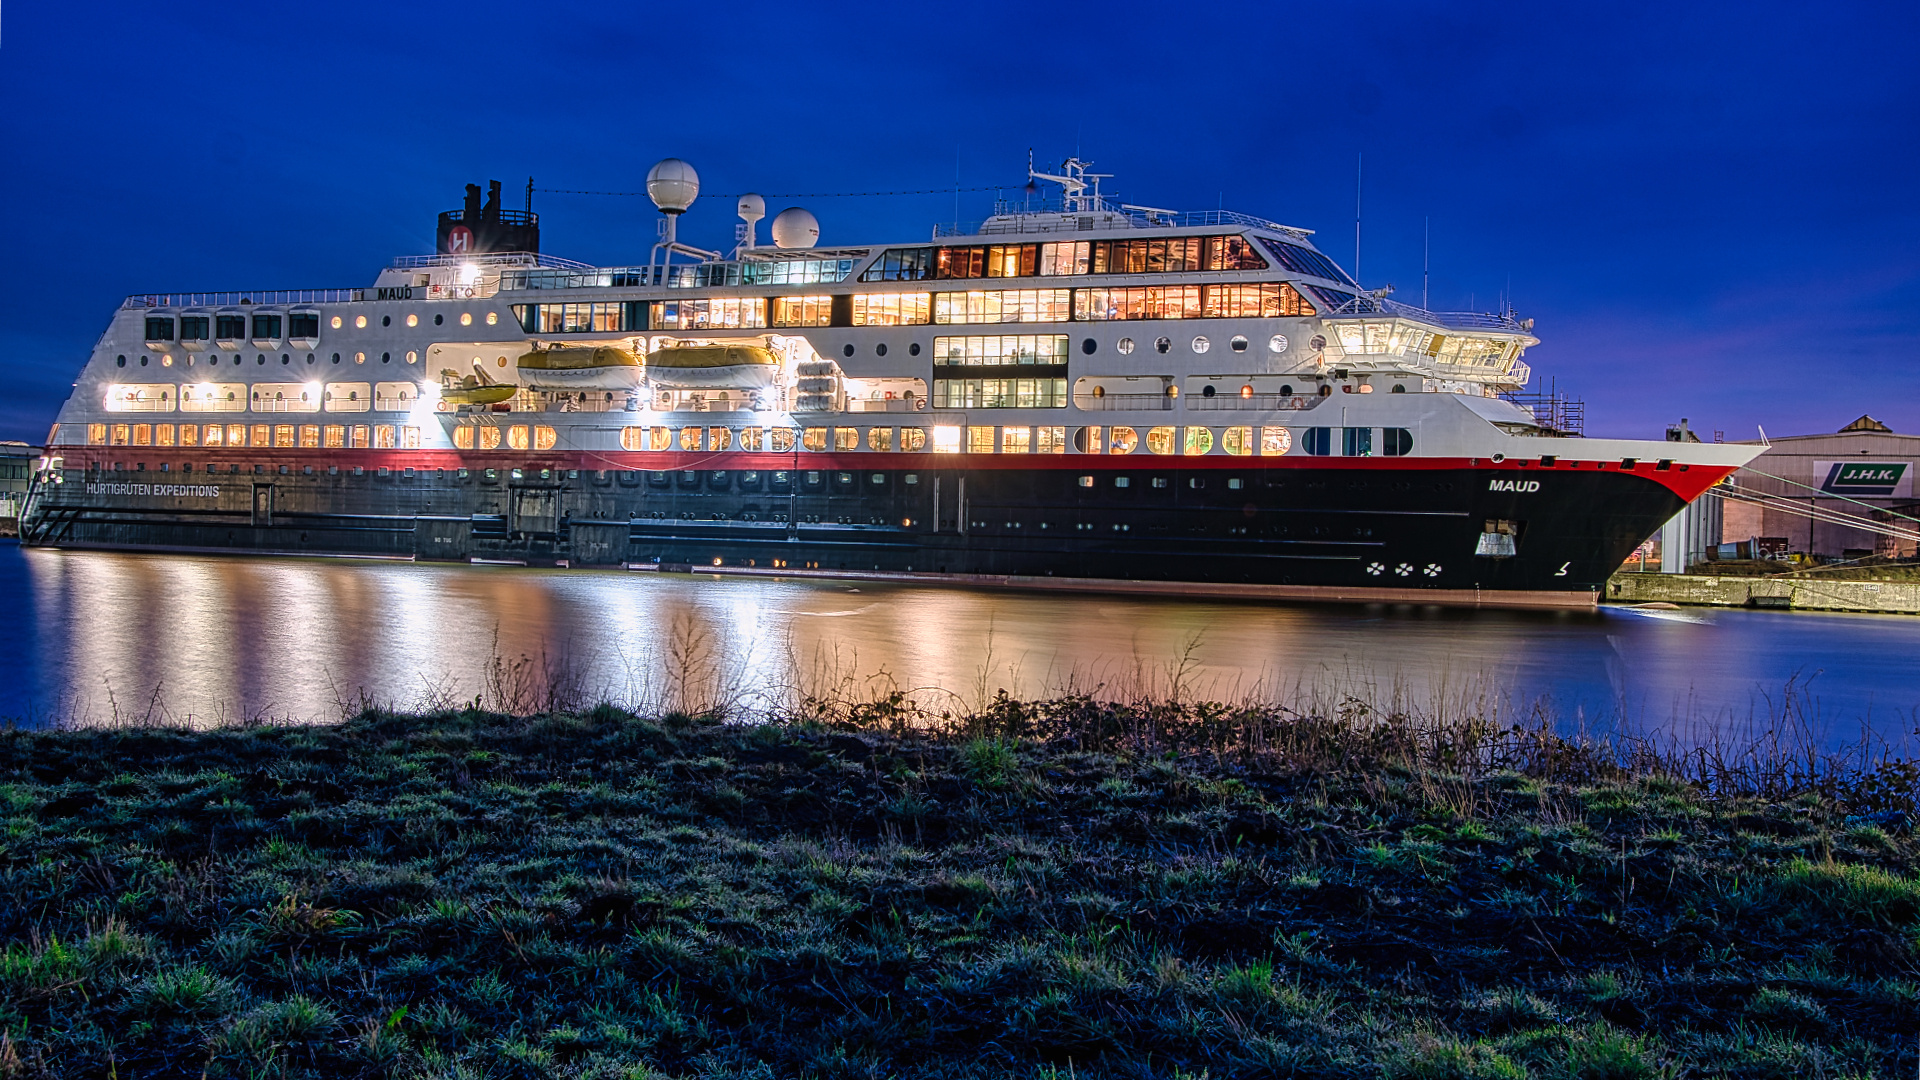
[770, 207, 820, 249]
[646, 158, 699, 214]
[734, 193, 766, 256]
[645, 157, 720, 276]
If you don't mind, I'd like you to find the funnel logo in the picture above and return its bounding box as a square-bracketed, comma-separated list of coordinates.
[447, 225, 473, 253]
[1821, 461, 1908, 496]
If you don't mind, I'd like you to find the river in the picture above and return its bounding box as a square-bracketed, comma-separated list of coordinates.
[4, 544, 1917, 752]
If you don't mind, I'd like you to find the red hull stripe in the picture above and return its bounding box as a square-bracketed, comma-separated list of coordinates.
[57, 449, 1736, 502]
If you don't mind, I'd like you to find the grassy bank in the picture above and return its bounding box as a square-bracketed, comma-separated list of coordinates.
[1, 697, 1916, 1079]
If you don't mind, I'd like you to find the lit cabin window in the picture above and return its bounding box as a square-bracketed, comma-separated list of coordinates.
[867, 427, 892, 452]
[802, 428, 827, 452]
[932, 425, 961, 453]
[1109, 427, 1139, 454]
[1072, 426, 1103, 454]
[325, 425, 346, 448]
[851, 294, 930, 326]
[833, 427, 859, 451]
[738, 426, 764, 452]
[250, 423, 271, 446]
[331, 316, 343, 329]
[966, 426, 995, 454]
[768, 428, 796, 452]
[1036, 426, 1067, 453]
[1001, 427, 1031, 453]
[932, 290, 1069, 325]
[374, 425, 397, 449]
[533, 426, 555, 451]
[1222, 426, 1253, 456]
[900, 428, 926, 451]
[1183, 427, 1214, 455]
[1261, 427, 1292, 456]
[508, 425, 530, 450]
[648, 298, 763, 331]
[618, 427, 642, 451]
[460, 313, 473, 327]
[478, 427, 501, 450]
[679, 427, 701, 451]
[1146, 426, 1176, 455]
[646, 427, 671, 451]
[771, 296, 833, 327]
[355, 315, 368, 328]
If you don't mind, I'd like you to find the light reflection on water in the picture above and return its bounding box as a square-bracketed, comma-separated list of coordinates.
[5, 544, 1918, 751]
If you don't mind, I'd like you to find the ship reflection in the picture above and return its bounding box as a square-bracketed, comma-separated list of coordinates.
[11, 547, 1918, 754]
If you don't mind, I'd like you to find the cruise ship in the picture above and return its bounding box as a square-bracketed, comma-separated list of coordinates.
[20, 159, 1760, 607]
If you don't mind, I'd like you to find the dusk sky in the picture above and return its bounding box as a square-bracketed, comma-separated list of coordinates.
[2, 1, 1914, 442]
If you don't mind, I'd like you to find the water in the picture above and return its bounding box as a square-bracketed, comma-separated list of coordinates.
[5, 543, 1918, 751]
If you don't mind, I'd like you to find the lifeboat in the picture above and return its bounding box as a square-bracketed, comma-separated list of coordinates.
[439, 373, 516, 406]
[517, 345, 643, 390]
[644, 344, 778, 390]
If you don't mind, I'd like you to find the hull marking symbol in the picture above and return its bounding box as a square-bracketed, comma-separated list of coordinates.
[1554, 562, 1570, 577]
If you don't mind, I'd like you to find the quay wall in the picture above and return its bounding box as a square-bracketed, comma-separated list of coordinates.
[1605, 572, 1920, 614]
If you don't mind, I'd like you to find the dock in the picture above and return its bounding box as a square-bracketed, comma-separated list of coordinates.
[1605, 572, 1920, 614]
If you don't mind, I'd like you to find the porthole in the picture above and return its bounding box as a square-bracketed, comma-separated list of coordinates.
[1230, 335, 1249, 352]
[382, 315, 391, 327]
[843, 343, 855, 357]
[460, 312, 473, 327]
[281, 354, 290, 364]
[331, 316, 343, 329]
[1117, 337, 1134, 355]
[381, 352, 391, 363]
[306, 353, 315, 364]
[1392, 383, 1406, 393]
[355, 352, 366, 364]
[1201, 384, 1216, 398]
[1093, 385, 1106, 398]
[1191, 336, 1211, 354]
[139, 355, 149, 367]
[1269, 334, 1288, 353]
[1154, 337, 1171, 354]
[486, 312, 498, 326]
[909, 342, 920, 356]
[1081, 337, 1097, 355]
[406, 350, 418, 364]
[1309, 335, 1326, 351]
[1279, 384, 1293, 396]
[355, 315, 367, 328]
[161, 355, 173, 367]
[406, 313, 418, 327]
[208, 355, 219, 365]
[256, 354, 266, 365]
[1318, 384, 1332, 397]
[496, 356, 508, 368]
[332, 353, 341, 364]
[116, 355, 126, 367]
[434, 314, 444, 325]
[876, 342, 888, 357]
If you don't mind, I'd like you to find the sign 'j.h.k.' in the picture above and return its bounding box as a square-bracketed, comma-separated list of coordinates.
[1820, 461, 1910, 497]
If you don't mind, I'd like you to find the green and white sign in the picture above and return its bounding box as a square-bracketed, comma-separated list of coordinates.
[1819, 461, 1912, 497]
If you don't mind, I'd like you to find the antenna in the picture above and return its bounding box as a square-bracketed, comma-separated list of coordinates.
[1422, 216, 1429, 310]
[526, 176, 534, 214]
[1353, 152, 1363, 288]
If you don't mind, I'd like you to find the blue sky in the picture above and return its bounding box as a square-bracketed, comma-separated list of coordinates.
[1, 0, 1914, 441]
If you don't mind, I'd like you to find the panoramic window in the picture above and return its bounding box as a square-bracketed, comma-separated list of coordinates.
[1344, 427, 1374, 457]
[650, 298, 763, 331]
[455, 427, 476, 450]
[1039, 240, 1091, 276]
[933, 289, 1070, 325]
[771, 296, 833, 327]
[179, 316, 210, 341]
[1300, 427, 1332, 456]
[967, 426, 995, 454]
[144, 317, 175, 341]
[1001, 426, 1031, 454]
[1073, 426, 1103, 454]
[851, 293, 931, 326]
[251, 314, 282, 340]
[834, 427, 859, 451]
[931, 376, 1067, 409]
[288, 313, 320, 338]
[867, 427, 892, 452]
[1382, 427, 1414, 456]
[802, 427, 827, 452]
[1076, 286, 1202, 321]
[931, 334, 1069, 366]
[708, 427, 732, 452]
[860, 247, 935, 282]
[739, 426, 764, 452]
[215, 314, 246, 340]
[770, 428, 797, 452]
[1035, 426, 1067, 454]
[679, 427, 701, 451]
[899, 427, 926, 451]
[1256, 237, 1354, 284]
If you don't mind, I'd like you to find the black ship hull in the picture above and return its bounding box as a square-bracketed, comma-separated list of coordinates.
[22, 451, 1718, 607]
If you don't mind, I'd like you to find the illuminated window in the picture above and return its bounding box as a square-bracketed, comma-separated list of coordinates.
[834, 427, 859, 451]
[1222, 426, 1253, 456]
[1036, 426, 1067, 454]
[708, 427, 731, 452]
[131, 424, 151, 446]
[354, 315, 367, 329]
[86, 423, 106, 445]
[935, 247, 986, 279]
[1039, 241, 1090, 276]
[1256, 237, 1353, 283]
[867, 427, 892, 452]
[900, 427, 926, 451]
[104, 384, 177, 412]
[245, 423, 268, 447]
[931, 377, 1067, 409]
[359, 426, 381, 449]
[203, 424, 224, 447]
[678, 427, 700, 451]
[802, 428, 827, 452]
[179, 424, 199, 447]
[402, 426, 420, 449]
[478, 427, 501, 450]
[769, 428, 797, 452]
[350, 425, 371, 448]
[1074, 286, 1202, 321]
[523, 425, 550, 451]
[460, 313, 473, 327]
[1001, 426, 1031, 453]
[933, 289, 1070, 325]
[648, 298, 765, 330]
[1183, 427, 1214, 455]
[647, 427, 671, 451]
[967, 426, 995, 454]
[1202, 283, 1315, 318]
[406, 313, 418, 328]
[860, 248, 934, 282]
[1109, 427, 1138, 454]
[1146, 426, 1176, 455]
[738, 426, 764, 451]
[619, 427, 643, 451]
[324, 383, 372, 412]
[299, 425, 319, 448]
[771, 296, 833, 327]
[1073, 426, 1103, 454]
[486, 312, 498, 326]
[932, 425, 961, 453]
[330, 316, 343, 329]
[107, 423, 129, 446]
[851, 293, 931, 326]
[509, 425, 530, 451]
[272, 425, 294, 448]
[931, 334, 1069, 366]
[374, 425, 396, 449]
